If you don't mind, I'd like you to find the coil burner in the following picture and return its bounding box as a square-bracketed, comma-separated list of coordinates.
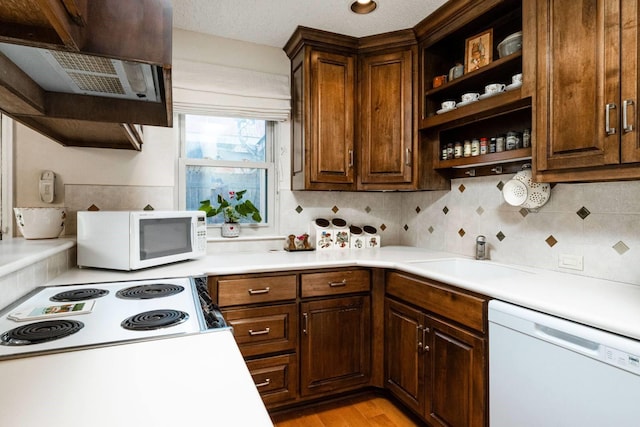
[1, 320, 84, 346]
[50, 288, 109, 302]
[121, 309, 189, 331]
[116, 284, 184, 300]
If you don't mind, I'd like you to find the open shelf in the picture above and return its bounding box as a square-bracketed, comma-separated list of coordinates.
[436, 147, 531, 169]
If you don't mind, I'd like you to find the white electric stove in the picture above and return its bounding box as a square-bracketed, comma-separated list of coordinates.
[0, 276, 228, 359]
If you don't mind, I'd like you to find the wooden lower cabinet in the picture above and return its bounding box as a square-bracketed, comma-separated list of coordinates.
[385, 270, 488, 427]
[300, 295, 371, 396]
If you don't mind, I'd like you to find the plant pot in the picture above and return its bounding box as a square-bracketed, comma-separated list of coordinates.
[221, 222, 240, 238]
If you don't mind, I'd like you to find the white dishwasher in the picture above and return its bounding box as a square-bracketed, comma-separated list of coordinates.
[489, 300, 640, 427]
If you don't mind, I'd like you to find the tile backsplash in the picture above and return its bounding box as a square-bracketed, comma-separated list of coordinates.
[399, 176, 640, 286]
[64, 184, 174, 234]
[60, 179, 639, 286]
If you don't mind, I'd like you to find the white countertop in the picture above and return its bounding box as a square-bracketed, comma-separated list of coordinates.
[46, 246, 640, 342]
[0, 330, 273, 427]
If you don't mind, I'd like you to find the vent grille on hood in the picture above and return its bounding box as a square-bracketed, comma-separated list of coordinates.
[50, 51, 117, 74]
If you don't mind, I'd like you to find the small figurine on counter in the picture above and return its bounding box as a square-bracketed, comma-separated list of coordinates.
[286, 234, 297, 251]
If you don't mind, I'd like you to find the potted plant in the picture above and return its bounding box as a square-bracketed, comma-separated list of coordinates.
[198, 190, 262, 237]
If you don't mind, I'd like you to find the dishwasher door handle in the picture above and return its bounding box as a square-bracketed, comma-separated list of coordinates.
[534, 324, 600, 356]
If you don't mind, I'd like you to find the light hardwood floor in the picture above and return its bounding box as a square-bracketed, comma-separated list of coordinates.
[270, 393, 424, 427]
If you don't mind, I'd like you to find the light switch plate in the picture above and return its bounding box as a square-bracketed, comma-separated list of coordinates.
[559, 254, 583, 271]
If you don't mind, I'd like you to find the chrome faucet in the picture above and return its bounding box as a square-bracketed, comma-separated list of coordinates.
[476, 235, 487, 260]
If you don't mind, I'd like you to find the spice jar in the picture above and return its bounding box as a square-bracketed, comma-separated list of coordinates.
[454, 141, 463, 158]
[496, 134, 506, 152]
[489, 137, 497, 153]
[480, 137, 488, 155]
[506, 131, 517, 150]
[523, 129, 531, 148]
[447, 142, 454, 160]
[471, 138, 480, 156]
[463, 139, 471, 157]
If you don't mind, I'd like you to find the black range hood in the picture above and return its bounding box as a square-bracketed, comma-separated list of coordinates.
[0, 0, 173, 150]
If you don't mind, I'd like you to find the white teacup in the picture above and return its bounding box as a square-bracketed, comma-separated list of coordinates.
[441, 100, 456, 110]
[512, 73, 523, 85]
[461, 92, 480, 103]
[485, 83, 506, 94]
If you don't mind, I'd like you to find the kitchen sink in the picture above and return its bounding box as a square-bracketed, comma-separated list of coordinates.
[406, 258, 533, 281]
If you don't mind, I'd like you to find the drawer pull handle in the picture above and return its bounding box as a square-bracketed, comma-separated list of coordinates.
[248, 287, 270, 295]
[255, 378, 271, 388]
[303, 313, 308, 334]
[248, 328, 270, 336]
[329, 280, 347, 287]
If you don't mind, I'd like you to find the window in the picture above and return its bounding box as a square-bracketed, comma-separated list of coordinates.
[179, 114, 275, 232]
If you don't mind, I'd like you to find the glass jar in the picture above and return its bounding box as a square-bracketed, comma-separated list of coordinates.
[463, 139, 471, 157]
[454, 141, 463, 158]
[471, 138, 480, 156]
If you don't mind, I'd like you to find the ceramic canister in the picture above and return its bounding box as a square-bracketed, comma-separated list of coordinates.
[332, 218, 350, 249]
[363, 225, 381, 249]
[311, 218, 333, 250]
[349, 225, 365, 250]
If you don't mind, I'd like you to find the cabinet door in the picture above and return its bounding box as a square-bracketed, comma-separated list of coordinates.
[426, 316, 486, 427]
[308, 49, 356, 189]
[536, 0, 621, 172]
[384, 298, 426, 415]
[620, 0, 640, 163]
[300, 296, 370, 396]
[359, 49, 415, 189]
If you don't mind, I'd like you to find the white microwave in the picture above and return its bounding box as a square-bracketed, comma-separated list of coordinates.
[77, 211, 207, 270]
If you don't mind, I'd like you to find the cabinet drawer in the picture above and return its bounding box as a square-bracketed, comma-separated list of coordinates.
[246, 353, 298, 407]
[301, 269, 370, 298]
[386, 272, 487, 333]
[223, 304, 297, 357]
[217, 275, 297, 306]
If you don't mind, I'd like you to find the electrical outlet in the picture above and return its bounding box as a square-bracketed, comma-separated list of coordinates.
[559, 254, 583, 271]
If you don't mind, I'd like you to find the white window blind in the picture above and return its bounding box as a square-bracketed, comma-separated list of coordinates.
[172, 59, 291, 121]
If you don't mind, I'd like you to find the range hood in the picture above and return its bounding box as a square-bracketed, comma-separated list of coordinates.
[0, 0, 173, 150]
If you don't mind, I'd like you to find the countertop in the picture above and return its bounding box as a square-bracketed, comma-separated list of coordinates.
[47, 246, 640, 342]
[0, 330, 273, 427]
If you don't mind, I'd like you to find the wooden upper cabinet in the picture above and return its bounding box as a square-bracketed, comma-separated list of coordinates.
[309, 49, 357, 189]
[359, 48, 416, 189]
[534, 0, 640, 181]
[285, 27, 428, 191]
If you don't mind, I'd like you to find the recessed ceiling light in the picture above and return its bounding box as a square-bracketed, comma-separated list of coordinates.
[351, 0, 377, 14]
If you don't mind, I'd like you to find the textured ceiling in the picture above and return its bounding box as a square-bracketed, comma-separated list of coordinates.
[171, 0, 448, 48]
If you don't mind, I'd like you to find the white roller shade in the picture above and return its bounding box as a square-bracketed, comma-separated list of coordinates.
[172, 59, 291, 121]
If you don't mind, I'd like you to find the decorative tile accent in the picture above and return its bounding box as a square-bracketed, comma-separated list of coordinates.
[88, 204, 100, 211]
[365, 206, 372, 213]
[458, 184, 466, 193]
[295, 205, 303, 214]
[332, 205, 339, 213]
[576, 206, 591, 220]
[143, 204, 154, 210]
[443, 206, 449, 215]
[496, 231, 505, 241]
[613, 241, 630, 255]
[403, 224, 409, 231]
[476, 206, 484, 216]
[519, 208, 529, 217]
[458, 228, 466, 237]
[380, 224, 387, 231]
[545, 235, 558, 247]
[496, 181, 505, 191]
[428, 226, 434, 234]
[415, 206, 421, 214]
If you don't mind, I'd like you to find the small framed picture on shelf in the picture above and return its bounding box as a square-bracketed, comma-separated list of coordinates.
[465, 29, 493, 73]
